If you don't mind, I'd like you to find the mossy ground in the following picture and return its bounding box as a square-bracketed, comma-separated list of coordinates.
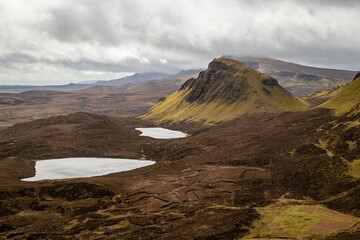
[242, 200, 360, 239]
[348, 159, 360, 178]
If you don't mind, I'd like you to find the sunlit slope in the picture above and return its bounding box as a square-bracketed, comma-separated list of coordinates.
[321, 72, 360, 116]
[142, 58, 308, 124]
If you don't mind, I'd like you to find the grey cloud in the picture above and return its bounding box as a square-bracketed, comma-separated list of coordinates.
[0, 0, 359, 85]
[42, 2, 122, 45]
[0, 54, 37, 66]
[58, 58, 180, 74]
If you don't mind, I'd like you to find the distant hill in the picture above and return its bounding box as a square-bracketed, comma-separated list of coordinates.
[228, 56, 357, 96]
[0, 70, 202, 93]
[93, 70, 201, 87]
[142, 58, 307, 124]
[93, 72, 170, 86]
[85, 71, 199, 95]
[0, 83, 92, 93]
[0, 71, 199, 129]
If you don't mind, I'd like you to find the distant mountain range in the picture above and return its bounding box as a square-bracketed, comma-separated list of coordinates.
[0, 57, 356, 97]
[0, 70, 200, 129]
[92, 70, 200, 87]
[0, 70, 202, 93]
[0, 83, 91, 93]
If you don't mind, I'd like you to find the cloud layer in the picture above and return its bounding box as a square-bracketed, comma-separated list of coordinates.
[0, 0, 359, 84]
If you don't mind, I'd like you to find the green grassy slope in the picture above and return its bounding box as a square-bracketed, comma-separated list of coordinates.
[321, 74, 360, 116]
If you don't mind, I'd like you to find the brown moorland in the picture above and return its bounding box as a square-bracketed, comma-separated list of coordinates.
[0, 73, 197, 130]
[0, 63, 359, 239]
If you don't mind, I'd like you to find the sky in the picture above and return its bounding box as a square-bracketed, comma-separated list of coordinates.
[0, 0, 359, 85]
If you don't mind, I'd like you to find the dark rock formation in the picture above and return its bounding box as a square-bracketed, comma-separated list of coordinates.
[273, 72, 320, 81]
[180, 59, 250, 104]
[261, 77, 279, 86]
[273, 71, 297, 77]
[297, 73, 321, 81]
[354, 71, 360, 80]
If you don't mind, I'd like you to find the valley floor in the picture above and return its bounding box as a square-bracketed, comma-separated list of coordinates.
[0, 109, 359, 239]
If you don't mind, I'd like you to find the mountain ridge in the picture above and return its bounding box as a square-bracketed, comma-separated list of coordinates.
[142, 58, 308, 124]
[227, 56, 357, 96]
[0, 70, 202, 93]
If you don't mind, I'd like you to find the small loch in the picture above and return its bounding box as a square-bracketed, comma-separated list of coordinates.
[22, 157, 155, 181]
[136, 127, 188, 139]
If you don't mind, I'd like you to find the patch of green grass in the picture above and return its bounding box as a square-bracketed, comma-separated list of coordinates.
[344, 120, 360, 130]
[348, 159, 360, 178]
[347, 141, 357, 151]
[208, 205, 244, 211]
[242, 238, 285, 240]
[269, 86, 309, 111]
[289, 148, 297, 156]
[315, 138, 335, 157]
[242, 205, 322, 239]
[273, 206, 321, 236]
[242, 203, 360, 239]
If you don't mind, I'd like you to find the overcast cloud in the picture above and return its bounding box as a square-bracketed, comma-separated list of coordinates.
[0, 0, 359, 85]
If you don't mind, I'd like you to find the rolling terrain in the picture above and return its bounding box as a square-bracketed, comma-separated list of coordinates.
[0, 59, 358, 239]
[0, 56, 355, 129]
[0, 108, 359, 239]
[0, 72, 198, 129]
[93, 70, 200, 87]
[0, 70, 200, 93]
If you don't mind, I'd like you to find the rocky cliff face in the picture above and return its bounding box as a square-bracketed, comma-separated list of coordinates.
[180, 58, 281, 104]
[180, 60, 248, 103]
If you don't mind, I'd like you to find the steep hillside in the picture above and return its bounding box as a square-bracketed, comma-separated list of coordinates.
[304, 86, 342, 106]
[229, 56, 357, 96]
[320, 72, 360, 116]
[142, 58, 307, 124]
